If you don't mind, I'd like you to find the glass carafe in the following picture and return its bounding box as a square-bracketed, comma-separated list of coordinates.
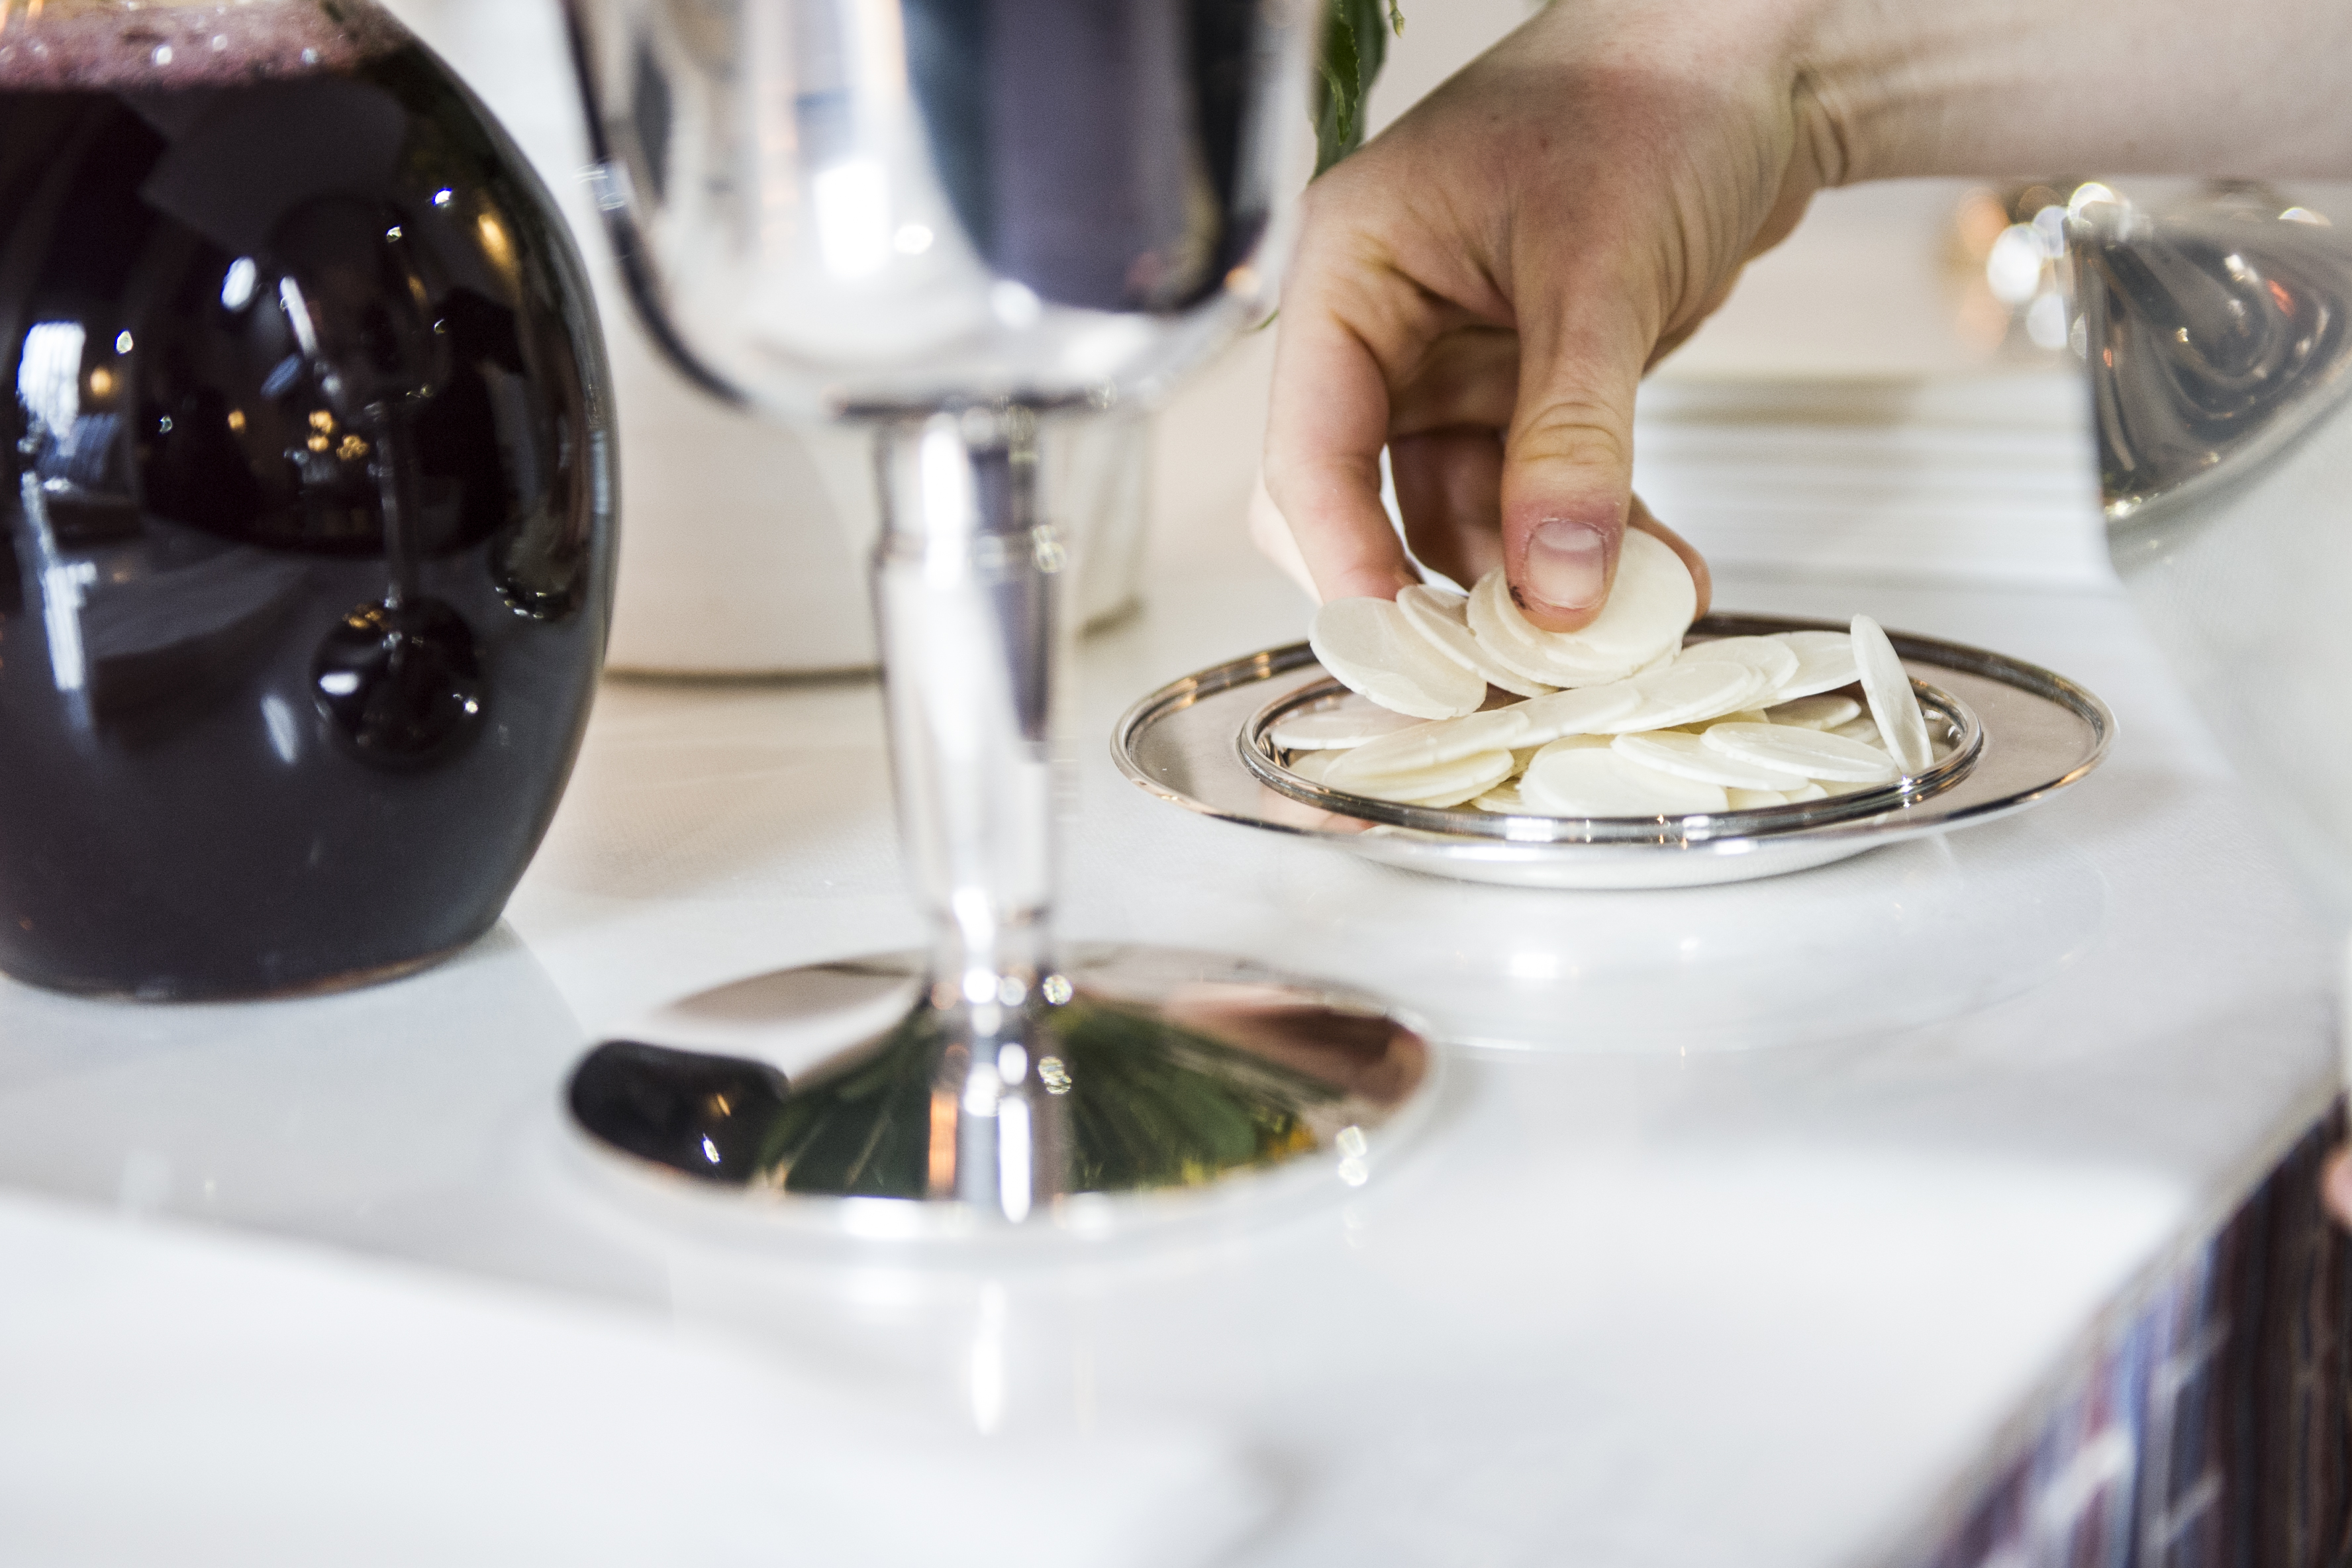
[0, 0, 615, 997]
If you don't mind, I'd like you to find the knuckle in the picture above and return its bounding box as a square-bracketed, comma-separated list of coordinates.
[1510, 401, 1632, 472]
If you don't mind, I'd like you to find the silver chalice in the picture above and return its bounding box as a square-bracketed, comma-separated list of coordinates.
[2072, 185, 2352, 920]
[559, 0, 1430, 1228]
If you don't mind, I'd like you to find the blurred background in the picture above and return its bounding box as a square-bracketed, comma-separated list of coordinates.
[382, 0, 2322, 671]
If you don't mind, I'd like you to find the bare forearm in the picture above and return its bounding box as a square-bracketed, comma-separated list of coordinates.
[1802, 0, 2352, 181]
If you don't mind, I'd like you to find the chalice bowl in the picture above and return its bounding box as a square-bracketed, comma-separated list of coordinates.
[562, 0, 1430, 1228]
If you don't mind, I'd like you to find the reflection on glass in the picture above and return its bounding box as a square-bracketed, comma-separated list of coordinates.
[0, 0, 614, 997]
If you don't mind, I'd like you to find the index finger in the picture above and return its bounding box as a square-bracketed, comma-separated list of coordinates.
[1261, 277, 1420, 605]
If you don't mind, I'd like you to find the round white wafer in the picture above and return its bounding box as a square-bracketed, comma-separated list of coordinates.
[1466, 571, 1637, 687]
[1398, 585, 1555, 698]
[1678, 636, 1799, 691]
[1781, 781, 1830, 802]
[1325, 705, 1534, 786]
[1777, 630, 1855, 656]
[1635, 643, 1680, 676]
[1701, 722, 1899, 785]
[1764, 694, 1861, 732]
[1851, 614, 1934, 775]
[1343, 749, 1516, 807]
[1536, 528, 1698, 665]
[1309, 597, 1487, 720]
[1269, 697, 1430, 750]
[1592, 661, 1765, 733]
[1726, 787, 1791, 810]
[1285, 748, 1343, 783]
[1475, 554, 1689, 679]
[1472, 778, 1533, 813]
[1612, 729, 1813, 790]
[1461, 573, 1600, 687]
[1512, 681, 1643, 745]
[1522, 744, 1731, 816]
[1767, 630, 1862, 702]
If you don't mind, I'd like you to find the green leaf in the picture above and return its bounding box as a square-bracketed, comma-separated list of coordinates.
[1314, 0, 1403, 177]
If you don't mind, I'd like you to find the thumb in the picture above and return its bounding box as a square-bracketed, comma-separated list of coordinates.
[1498, 309, 1649, 633]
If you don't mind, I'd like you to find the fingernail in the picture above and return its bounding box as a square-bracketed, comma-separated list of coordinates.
[1524, 520, 1608, 610]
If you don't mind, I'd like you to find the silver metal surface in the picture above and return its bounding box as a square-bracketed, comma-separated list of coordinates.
[2073, 189, 2352, 920]
[1115, 613, 2114, 891]
[563, 0, 1311, 420]
[561, 0, 1425, 1220]
[565, 944, 1433, 1242]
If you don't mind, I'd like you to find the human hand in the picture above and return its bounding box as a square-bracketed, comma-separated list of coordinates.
[1263, 0, 2352, 628]
[1263, 0, 1835, 628]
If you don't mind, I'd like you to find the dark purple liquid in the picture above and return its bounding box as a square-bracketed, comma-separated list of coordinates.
[0, 20, 613, 997]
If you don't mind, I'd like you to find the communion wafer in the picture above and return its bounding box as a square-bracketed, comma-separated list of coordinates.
[1612, 730, 1813, 791]
[1466, 571, 1638, 686]
[1325, 705, 1534, 785]
[1592, 662, 1764, 733]
[1767, 631, 1863, 702]
[1766, 695, 1861, 731]
[1344, 749, 1516, 808]
[1269, 697, 1431, 750]
[1309, 597, 1487, 720]
[1677, 636, 1799, 691]
[1462, 573, 1608, 688]
[1472, 566, 1655, 682]
[1512, 681, 1643, 745]
[1285, 748, 1344, 783]
[1526, 528, 1698, 666]
[1481, 556, 1689, 678]
[1290, 571, 1977, 820]
[1778, 631, 1855, 657]
[1472, 779, 1532, 812]
[1398, 585, 1556, 698]
[1851, 615, 1934, 775]
[1701, 722, 1900, 785]
[1522, 744, 1731, 816]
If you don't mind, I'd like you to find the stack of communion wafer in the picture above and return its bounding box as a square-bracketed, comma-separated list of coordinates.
[1289, 535, 1939, 816]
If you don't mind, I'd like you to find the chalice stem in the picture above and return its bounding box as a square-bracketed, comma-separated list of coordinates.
[873, 405, 1069, 1214]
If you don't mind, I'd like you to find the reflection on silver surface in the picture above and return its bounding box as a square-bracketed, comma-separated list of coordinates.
[2073, 189, 2352, 918]
[566, 945, 1430, 1237]
[1114, 614, 2114, 891]
[560, 1, 1426, 1224]
[564, 0, 1309, 418]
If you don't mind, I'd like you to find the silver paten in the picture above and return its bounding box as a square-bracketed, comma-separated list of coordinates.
[1116, 614, 2113, 891]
